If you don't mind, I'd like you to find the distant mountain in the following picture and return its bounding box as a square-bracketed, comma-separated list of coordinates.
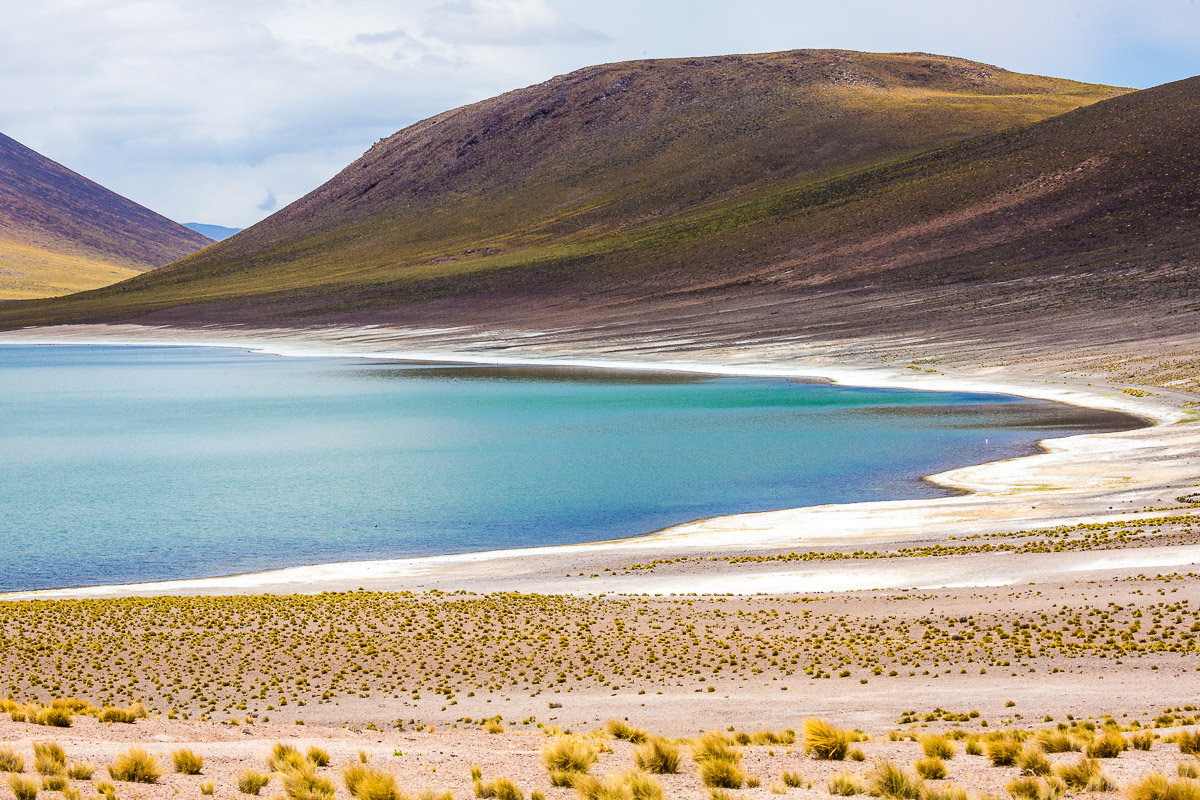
[1, 49, 1151, 334]
[0, 132, 212, 299]
[184, 223, 241, 241]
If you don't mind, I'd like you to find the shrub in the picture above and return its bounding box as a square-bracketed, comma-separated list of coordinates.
[1036, 730, 1081, 754]
[915, 758, 947, 780]
[1126, 773, 1200, 800]
[1179, 732, 1200, 758]
[66, 763, 93, 780]
[107, 747, 161, 784]
[1006, 777, 1063, 800]
[172, 749, 203, 775]
[32, 743, 66, 776]
[41, 775, 67, 792]
[988, 739, 1022, 767]
[828, 772, 866, 796]
[239, 770, 271, 795]
[1018, 748, 1052, 777]
[868, 761, 923, 800]
[306, 748, 330, 767]
[1087, 732, 1127, 759]
[633, 739, 680, 775]
[805, 719, 850, 761]
[606, 720, 648, 744]
[0, 747, 24, 773]
[268, 744, 305, 773]
[473, 777, 523, 800]
[921, 735, 956, 760]
[1130, 732, 1156, 751]
[543, 736, 599, 776]
[698, 758, 745, 790]
[7, 775, 38, 800]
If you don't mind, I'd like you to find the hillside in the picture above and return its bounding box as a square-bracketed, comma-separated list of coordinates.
[0, 132, 211, 299]
[0, 49, 1132, 327]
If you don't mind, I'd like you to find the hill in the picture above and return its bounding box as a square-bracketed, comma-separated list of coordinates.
[184, 223, 241, 241]
[0, 132, 211, 299]
[0, 50, 1138, 328]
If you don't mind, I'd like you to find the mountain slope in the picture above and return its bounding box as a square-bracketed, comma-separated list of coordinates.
[0, 49, 1129, 323]
[0, 132, 212, 299]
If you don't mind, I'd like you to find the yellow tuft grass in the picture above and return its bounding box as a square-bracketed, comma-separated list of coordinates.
[107, 747, 161, 784]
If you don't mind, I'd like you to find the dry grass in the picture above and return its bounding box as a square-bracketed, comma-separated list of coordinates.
[1126, 773, 1200, 800]
[107, 747, 161, 784]
[921, 735, 956, 760]
[988, 738, 1022, 767]
[7, 774, 38, 800]
[1007, 777, 1064, 800]
[239, 770, 271, 795]
[915, 757, 947, 780]
[868, 760, 923, 800]
[542, 736, 599, 776]
[1087, 732, 1129, 759]
[473, 777, 523, 800]
[828, 772, 867, 796]
[633, 739, 680, 775]
[0, 746, 24, 773]
[172, 749, 203, 775]
[32, 743, 65, 776]
[606, 720, 648, 744]
[805, 719, 851, 761]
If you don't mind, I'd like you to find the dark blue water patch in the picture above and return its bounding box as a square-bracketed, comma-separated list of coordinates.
[0, 344, 1138, 592]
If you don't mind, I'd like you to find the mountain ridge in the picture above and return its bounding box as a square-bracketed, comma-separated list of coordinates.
[0, 131, 212, 299]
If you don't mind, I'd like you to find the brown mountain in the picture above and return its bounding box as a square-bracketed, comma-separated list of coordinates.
[0, 132, 212, 299]
[0, 49, 1152, 333]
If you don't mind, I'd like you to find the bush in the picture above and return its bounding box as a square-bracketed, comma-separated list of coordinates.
[633, 739, 680, 775]
[988, 739, 1022, 767]
[1006, 777, 1063, 800]
[239, 770, 271, 795]
[868, 761, 923, 800]
[805, 719, 850, 760]
[606, 720, 648, 744]
[543, 736, 599, 776]
[33, 743, 66, 776]
[1086, 732, 1127, 759]
[0, 746, 25, 773]
[1126, 773, 1200, 800]
[828, 772, 866, 796]
[915, 758, 946, 780]
[172, 749, 203, 775]
[107, 748, 161, 784]
[698, 758, 745, 790]
[921, 735, 956, 760]
[7, 775, 38, 800]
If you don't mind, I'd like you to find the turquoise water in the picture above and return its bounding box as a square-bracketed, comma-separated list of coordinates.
[0, 344, 1136, 592]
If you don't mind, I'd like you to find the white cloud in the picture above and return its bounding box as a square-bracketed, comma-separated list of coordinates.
[0, 0, 1196, 228]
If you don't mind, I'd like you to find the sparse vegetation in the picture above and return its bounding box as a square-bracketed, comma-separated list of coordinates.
[805, 719, 851, 761]
[869, 760, 923, 800]
[829, 772, 867, 796]
[7, 774, 38, 800]
[107, 747, 161, 784]
[239, 770, 271, 795]
[633, 739, 680, 775]
[172, 749, 203, 775]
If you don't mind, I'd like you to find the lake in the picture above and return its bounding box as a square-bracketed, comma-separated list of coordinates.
[0, 344, 1137, 592]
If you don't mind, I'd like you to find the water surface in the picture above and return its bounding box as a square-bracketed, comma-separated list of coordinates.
[0, 344, 1136, 592]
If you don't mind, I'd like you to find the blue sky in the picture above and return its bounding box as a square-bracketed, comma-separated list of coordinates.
[2, 0, 1197, 228]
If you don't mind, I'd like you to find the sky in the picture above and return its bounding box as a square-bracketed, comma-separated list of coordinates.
[2, 0, 1199, 229]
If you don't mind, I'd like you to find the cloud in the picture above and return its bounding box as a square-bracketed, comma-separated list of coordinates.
[0, 0, 1196, 228]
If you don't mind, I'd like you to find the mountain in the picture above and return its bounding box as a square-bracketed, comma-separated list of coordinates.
[0, 50, 1141, 330]
[184, 223, 242, 241]
[0, 132, 212, 300]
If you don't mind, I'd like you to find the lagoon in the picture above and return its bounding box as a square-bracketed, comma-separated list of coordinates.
[0, 344, 1135, 592]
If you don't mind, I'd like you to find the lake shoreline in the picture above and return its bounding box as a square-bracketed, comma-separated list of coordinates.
[1, 322, 1196, 600]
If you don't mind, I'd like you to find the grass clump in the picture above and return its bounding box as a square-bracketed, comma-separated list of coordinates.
[573, 771, 663, 800]
[66, 763, 93, 780]
[543, 736, 599, 778]
[692, 733, 744, 789]
[95, 780, 117, 800]
[238, 770, 271, 795]
[0, 746, 25, 773]
[268, 743, 305, 773]
[172, 749, 203, 775]
[921, 735, 956, 760]
[606, 720, 648, 744]
[915, 758, 947, 780]
[1087, 732, 1128, 759]
[781, 772, 804, 788]
[1036, 730, 1081, 754]
[1130, 732, 1155, 751]
[281, 763, 335, 800]
[7, 775, 38, 800]
[1180, 764, 1200, 780]
[964, 739, 983, 757]
[1126, 773, 1200, 800]
[40, 775, 67, 792]
[828, 772, 866, 796]
[200, 782, 215, 796]
[1178, 732, 1200, 758]
[805, 719, 851, 761]
[923, 786, 970, 800]
[306, 747, 330, 768]
[33, 743, 66, 776]
[1017, 749, 1052, 777]
[633, 739, 680, 775]
[348, 769, 398, 800]
[868, 760, 923, 800]
[107, 748, 161, 784]
[1007, 777, 1064, 800]
[988, 739, 1022, 767]
[474, 777, 523, 800]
